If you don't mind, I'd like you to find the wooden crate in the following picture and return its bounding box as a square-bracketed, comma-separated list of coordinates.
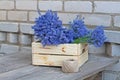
[32, 42, 88, 67]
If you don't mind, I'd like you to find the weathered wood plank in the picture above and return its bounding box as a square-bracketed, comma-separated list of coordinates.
[0, 52, 118, 80]
[0, 66, 48, 80]
[32, 42, 87, 55]
[0, 51, 117, 80]
[16, 58, 118, 80]
[0, 51, 32, 74]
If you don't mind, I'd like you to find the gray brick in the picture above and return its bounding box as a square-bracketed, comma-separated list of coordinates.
[0, 22, 18, 32]
[114, 16, 120, 27]
[0, 11, 6, 20]
[7, 33, 18, 44]
[0, 32, 6, 41]
[20, 47, 32, 52]
[105, 30, 120, 44]
[32, 35, 40, 42]
[19, 35, 31, 45]
[29, 12, 45, 21]
[105, 61, 120, 72]
[8, 11, 27, 21]
[39, 1, 62, 11]
[0, 44, 19, 54]
[20, 23, 34, 34]
[106, 43, 120, 57]
[58, 13, 78, 24]
[82, 14, 111, 26]
[89, 44, 105, 54]
[95, 1, 120, 13]
[29, 11, 39, 21]
[16, 0, 37, 10]
[0, 1, 14, 10]
[102, 71, 119, 80]
[65, 1, 92, 12]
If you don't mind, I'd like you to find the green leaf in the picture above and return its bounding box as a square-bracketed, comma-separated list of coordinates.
[73, 36, 89, 44]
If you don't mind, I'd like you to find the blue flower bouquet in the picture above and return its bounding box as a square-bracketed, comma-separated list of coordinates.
[31, 10, 106, 67]
[32, 10, 106, 47]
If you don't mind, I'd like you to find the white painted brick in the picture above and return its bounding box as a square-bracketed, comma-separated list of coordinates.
[0, 1, 14, 10]
[7, 33, 18, 44]
[105, 30, 120, 44]
[82, 14, 111, 26]
[20, 35, 31, 45]
[29, 12, 45, 21]
[8, 11, 27, 21]
[0, 32, 6, 41]
[20, 23, 34, 34]
[65, 1, 92, 12]
[102, 71, 118, 80]
[114, 16, 120, 27]
[89, 44, 105, 54]
[95, 1, 120, 13]
[29, 12, 39, 21]
[0, 44, 19, 54]
[0, 22, 18, 32]
[39, 1, 62, 11]
[16, 0, 37, 10]
[58, 13, 78, 24]
[106, 43, 120, 57]
[0, 11, 6, 20]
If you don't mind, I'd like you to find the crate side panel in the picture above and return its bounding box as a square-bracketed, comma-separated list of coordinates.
[32, 50, 88, 67]
[32, 42, 79, 55]
[78, 43, 88, 55]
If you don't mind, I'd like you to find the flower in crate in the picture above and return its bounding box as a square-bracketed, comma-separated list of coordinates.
[69, 17, 89, 39]
[59, 28, 74, 44]
[32, 10, 106, 47]
[32, 10, 63, 46]
[89, 26, 106, 47]
[70, 18, 106, 47]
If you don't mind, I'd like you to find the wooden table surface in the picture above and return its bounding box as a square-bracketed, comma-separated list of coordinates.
[0, 51, 118, 80]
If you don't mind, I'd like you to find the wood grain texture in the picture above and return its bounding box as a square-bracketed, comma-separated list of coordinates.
[32, 42, 87, 56]
[0, 65, 51, 80]
[0, 51, 31, 74]
[62, 59, 79, 73]
[32, 50, 88, 67]
[0, 51, 118, 80]
[18, 55, 118, 80]
[32, 42, 88, 66]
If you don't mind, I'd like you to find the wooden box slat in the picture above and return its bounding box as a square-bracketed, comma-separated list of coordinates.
[32, 50, 88, 67]
[32, 42, 87, 56]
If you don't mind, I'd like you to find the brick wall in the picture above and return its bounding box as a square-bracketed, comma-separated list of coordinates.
[0, 0, 120, 79]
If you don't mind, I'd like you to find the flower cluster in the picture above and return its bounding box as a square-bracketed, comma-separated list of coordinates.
[32, 10, 62, 46]
[32, 10, 106, 47]
[32, 10, 74, 46]
[69, 17, 89, 39]
[89, 26, 106, 47]
[59, 28, 74, 43]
